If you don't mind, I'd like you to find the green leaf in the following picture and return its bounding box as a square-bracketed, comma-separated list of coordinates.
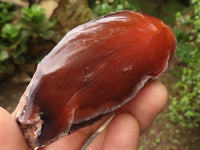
[39, 30, 54, 40]
[20, 5, 46, 24]
[0, 2, 15, 27]
[18, 4, 55, 41]
[39, 20, 56, 32]
[0, 2, 13, 10]
[1, 24, 21, 40]
[0, 51, 9, 62]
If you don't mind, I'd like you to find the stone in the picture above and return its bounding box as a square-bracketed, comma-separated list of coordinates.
[12, 11, 176, 148]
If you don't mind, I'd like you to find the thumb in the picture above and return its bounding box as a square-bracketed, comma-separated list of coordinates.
[0, 107, 29, 150]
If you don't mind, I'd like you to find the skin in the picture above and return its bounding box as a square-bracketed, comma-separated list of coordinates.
[0, 81, 168, 150]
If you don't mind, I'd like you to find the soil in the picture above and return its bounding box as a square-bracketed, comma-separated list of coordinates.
[0, 77, 27, 113]
[0, 64, 199, 150]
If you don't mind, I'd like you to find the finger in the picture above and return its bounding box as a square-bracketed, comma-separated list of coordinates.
[87, 113, 140, 150]
[85, 120, 108, 150]
[87, 81, 167, 150]
[41, 115, 111, 150]
[102, 113, 140, 150]
[0, 107, 29, 150]
[119, 81, 168, 133]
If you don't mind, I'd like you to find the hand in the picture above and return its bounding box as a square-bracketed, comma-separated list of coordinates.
[0, 81, 168, 150]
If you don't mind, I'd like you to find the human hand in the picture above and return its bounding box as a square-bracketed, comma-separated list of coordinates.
[0, 81, 168, 150]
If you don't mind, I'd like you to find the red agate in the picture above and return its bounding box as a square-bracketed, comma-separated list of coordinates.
[12, 10, 176, 148]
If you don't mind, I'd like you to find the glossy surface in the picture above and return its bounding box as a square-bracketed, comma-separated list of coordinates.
[12, 11, 176, 148]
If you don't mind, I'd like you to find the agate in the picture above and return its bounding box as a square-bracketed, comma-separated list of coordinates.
[12, 10, 176, 148]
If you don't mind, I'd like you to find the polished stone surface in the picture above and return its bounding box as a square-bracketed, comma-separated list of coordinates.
[12, 10, 176, 148]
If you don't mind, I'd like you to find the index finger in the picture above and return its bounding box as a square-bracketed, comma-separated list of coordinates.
[119, 81, 168, 132]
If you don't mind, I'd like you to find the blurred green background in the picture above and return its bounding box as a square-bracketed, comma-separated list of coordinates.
[0, 0, 199, 149]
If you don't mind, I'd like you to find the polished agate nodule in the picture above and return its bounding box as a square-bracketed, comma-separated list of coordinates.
[12, 11, 176, 148]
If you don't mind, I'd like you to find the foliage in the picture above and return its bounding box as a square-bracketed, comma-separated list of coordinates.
[19, 5, 56, 40]
[170, 0, 200, 128]
[0, 2, 55, 74]
[176, 0, 200, 44]
[90, 0, 137, 18]
[1, 23, 29, 65]
[0, 2, 15, 28]
[169, 67, 200, 128]
[89, 0, 187, 26]
[0, 2, 15, 73]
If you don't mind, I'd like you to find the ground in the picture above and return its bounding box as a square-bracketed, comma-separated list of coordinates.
[0, 66, 199, 150]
